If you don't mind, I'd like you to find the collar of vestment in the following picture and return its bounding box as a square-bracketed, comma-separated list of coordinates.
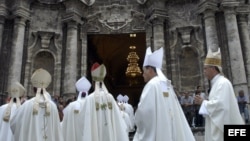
[211, 74, 221, 87]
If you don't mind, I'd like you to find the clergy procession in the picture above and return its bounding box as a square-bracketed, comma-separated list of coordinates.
[0, 46, 247, 141]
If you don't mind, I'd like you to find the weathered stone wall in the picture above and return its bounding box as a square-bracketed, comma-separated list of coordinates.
[0, 0, 250, 102]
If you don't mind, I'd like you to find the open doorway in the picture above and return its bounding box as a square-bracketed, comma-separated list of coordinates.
[87, 32, 146, 107]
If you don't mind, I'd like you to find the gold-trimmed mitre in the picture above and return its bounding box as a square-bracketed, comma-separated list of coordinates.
[31, 68, 51, 88]
[204, 48, 222, 72]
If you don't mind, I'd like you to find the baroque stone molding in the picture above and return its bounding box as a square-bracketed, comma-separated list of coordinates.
[62, 11, 84, 24]
[98, 3, 133, 31]
[12, 6, 30, 20]
[197, 0, 218, 14]
[236, 5, 250, 14]
[221, 0, 240, 8]
[146, 8, 168, 24]
[86, 12, 101, 33]
[177, 26, 193, 47]
[29, 31, 60, 51]
[37, 31, 58, 49]
[131, 10, 145, 31]
[136, 0, 148, 5]
[0, 5, 8, 17]
[80, 0, 95, 6]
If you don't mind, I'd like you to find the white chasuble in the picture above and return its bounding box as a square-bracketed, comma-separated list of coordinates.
[61, 99, 86, 141]
[10, 97, 64, 141]
[0, 104, 18, 141]
[200, 75, 244, 141]
[82, 90, 129, 141]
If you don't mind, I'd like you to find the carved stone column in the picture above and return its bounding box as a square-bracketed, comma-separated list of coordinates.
[197, 0, 219, 51]
[147, 8, 168, 75]
[8, 17, 27, 87]
[222, 2, 248, 96]
[237, 13, 250, 100]
[80, 25, 88, 76]
[0, 3, 8, 53]
[0, 16, 4, 53]
[63, 21, 78, 96]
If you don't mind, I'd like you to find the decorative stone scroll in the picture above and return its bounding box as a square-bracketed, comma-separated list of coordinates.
[98, 4, 132, 30]
[136, 0, 148, 4]
[80, 0, 95, 6]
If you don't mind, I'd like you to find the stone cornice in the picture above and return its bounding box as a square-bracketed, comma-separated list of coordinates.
[146, 8, 168, 23]
[0, 4, 8, 17]
[12, 6, 30, 20]
[236, 5, 250, 14]
[197, 0, 218, 14]
[62, 0, 86, 24]
[221, 0, 240, 8]
[62, 11, 84, 24]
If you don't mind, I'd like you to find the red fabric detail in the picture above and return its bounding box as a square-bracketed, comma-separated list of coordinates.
[91, 62, 100, 71]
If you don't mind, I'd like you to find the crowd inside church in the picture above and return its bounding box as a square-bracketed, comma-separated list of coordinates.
[0, 47, 249, 141]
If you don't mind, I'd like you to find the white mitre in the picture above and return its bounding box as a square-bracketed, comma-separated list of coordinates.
[3, 81, 26, 121]
[117, 94, 123, 104]
[204, 48, 222, 73]
[123, 95, 129, 103]
[31, 68, 52, 115]
[75, 76, 91, 100]
[143, 47, 168, 81]
[73, 76, 91, 112]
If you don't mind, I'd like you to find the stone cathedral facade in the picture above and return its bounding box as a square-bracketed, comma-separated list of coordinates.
[0, 0, 250, 106]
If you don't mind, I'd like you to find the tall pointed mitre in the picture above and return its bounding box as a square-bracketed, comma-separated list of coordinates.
[143, 47, 168, 82]
[31, 68, 52, 115]
[75, 76, 91, 100]
[143, 47, 163, 69]
[3, 81, 26, 122]
[204, 48, 222, 73]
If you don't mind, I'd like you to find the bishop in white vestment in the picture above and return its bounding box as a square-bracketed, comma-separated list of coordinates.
[61, 76, 91, 141]
[133, 47, 195, 141]
[194, 49, 244, 141]
[82, 63, 129, 141]
[10, 68, 64, 141]
[0, 81, 25, 141]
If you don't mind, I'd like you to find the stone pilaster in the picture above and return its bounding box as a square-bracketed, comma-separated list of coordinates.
[197, 0, 219, 52]
[63, 20, 78, 96]
[237, 12, 250, 101]
[147, 8, 168, 75]
[0, 3, 8, 54]
[80, 25, 88, 76]
[0, 16, 5, 53]
[7, 17, 27, 88]
[222, 1, 249, 96]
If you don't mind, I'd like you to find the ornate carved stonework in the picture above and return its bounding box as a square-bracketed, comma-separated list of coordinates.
[98, 4, 133, 30]
[136, 0, 148, 5]
[80, 0, 95, 6]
